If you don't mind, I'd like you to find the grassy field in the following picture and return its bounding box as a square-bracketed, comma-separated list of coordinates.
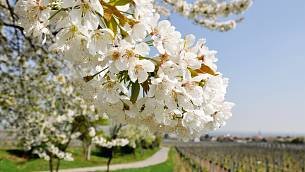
[0, 147, 159, 172]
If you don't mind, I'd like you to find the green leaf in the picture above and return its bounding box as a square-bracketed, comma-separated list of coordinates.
[94, 118, 109, 125]
[109, 0, 133, 6]
[106, 17, 118, 36]
[188, 68, 198, 77]
[130, 81, 140, 103]
[119, 26, 129, 39]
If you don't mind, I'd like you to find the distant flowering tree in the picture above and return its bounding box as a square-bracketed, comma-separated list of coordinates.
[12, 0, 235, 140]
[0, 2, 104, 171]
[93, 124, 129, 172]
[118, 125, 157, 149]
[156, 0, 253, 31]
[0, 36, 102, 172]
[77, 115, 109, 161]
[0, 52, 103, 172]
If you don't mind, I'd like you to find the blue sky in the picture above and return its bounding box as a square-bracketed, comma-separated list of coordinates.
[171, 0, 305, 134]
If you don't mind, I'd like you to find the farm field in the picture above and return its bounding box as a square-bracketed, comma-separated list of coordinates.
[176, 141, 305, 172]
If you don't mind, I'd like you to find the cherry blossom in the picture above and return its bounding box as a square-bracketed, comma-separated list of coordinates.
[14, 0, 236, 140]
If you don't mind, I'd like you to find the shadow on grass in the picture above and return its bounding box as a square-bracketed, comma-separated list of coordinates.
[92, 146, 136, 158]
[5, 149, 38, 160]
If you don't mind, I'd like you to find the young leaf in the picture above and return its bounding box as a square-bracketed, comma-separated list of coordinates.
[141, 79, 150, 94]
[100, 1, 138, 26]
[130, 81, 140, 103]
[106, 17, 118, 36]
[103, 9, 113, 21]
[119, 26, 129, 38]
[188, 68, 198, 77]
[109, 0, 133, 6]
[195, 64, 218, 76]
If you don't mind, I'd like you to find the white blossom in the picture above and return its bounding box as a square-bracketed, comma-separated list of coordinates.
[87, 29, 114, 56]
[15, 0, 50, 38]
[14, 0, 236, 140]
[92, 137, 129, 148]
[128, 59, 155, 83]
[152, 20, 181, 55]
[88, 127, 96, 137]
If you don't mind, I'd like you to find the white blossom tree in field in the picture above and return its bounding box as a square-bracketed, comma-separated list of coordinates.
[0, 51, 103, 172]
[0, 2, 106, 171]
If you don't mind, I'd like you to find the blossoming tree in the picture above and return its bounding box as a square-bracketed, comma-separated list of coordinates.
[1, 53, 82, 169]
[93, 124, 129, 172]
[0, 50, 103, 171]
[156, 0, 253, 31]
[0, 2, 107, 171]
[12, 0, 236, 140]
[118, 124, 158, 149]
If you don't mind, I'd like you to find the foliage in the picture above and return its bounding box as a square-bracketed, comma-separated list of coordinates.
[290, 137, 305, 144]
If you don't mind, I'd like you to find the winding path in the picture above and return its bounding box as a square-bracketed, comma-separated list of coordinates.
[58, 147, 170, 172]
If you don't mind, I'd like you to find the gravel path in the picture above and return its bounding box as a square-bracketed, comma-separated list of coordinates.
[57, 147, 170, 172]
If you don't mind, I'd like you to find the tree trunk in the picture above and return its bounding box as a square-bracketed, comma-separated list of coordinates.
[49, 157, 53, 172]
[106, 148, 113, 172]
[85, 144, 92, 161]
[82, 141, 92, 161]
[140, 146, 144, 156]
[82, 142, 86, 160]
[55, 158, 61, 172]
[133, 148, 136, 159]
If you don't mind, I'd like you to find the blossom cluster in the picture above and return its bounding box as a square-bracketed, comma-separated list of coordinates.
[92, 136, 129, 148]
[118, 125, 156, 148]
[162, 0, 252, 31]
[33, 143, 74, 161]
[15, 0, 234, 139]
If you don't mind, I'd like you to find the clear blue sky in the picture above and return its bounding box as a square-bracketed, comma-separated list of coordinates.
[171, 0, 305, 134]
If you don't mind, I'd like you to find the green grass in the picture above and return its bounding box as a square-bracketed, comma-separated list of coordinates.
[0, 147, 159, 172]
[105, 147, 175, 172]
